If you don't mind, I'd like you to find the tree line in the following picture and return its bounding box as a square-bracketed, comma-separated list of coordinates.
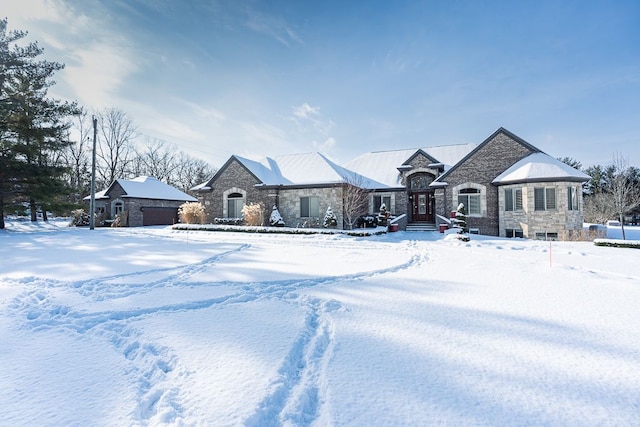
[0, 19, 215, 229]
[560, 155, 640, 239]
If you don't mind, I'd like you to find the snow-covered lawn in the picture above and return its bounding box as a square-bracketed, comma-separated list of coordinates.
[1, 220, 639, 426]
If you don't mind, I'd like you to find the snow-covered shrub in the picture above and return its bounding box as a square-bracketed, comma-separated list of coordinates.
[323, 206, 338, 228]
[452, 203, 467, 232]
[377, 203, 390, 226]
[179, 202, 206, 224]
[213, 217, 243, 225]
[242, 202, 264, 226]
[69, 209, 90, 227]
[355, 215, 378, 228]
[269, 205, 285, 227]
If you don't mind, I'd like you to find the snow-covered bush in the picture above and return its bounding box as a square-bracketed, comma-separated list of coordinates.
[269, 205, 285, 227]
[179, 202, 206, 224]
[69, 209, 90, 227]
[242, 202, 264, 226]
[377, 203, 390, 226]
[213, 217, 243, 225]
[323, 206, 338, 228]
[452, 203, 467, 232]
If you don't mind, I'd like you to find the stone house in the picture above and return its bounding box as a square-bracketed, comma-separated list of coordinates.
[194, 127, 590, 239]
[87, 176, 197, 226]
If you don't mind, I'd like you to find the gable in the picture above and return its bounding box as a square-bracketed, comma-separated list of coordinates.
[206, 157, 264, 190]
[435, 127, 541, 185]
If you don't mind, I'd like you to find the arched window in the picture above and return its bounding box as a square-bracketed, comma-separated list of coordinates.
[227, 192, 244, 218]
[452, 183, 486, 217]
[112, 199, 124, 217]
[410, 174, 434, 190]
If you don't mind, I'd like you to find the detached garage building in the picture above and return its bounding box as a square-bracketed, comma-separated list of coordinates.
[86, 176, 197, 227]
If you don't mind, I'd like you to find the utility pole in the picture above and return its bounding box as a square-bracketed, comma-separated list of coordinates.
[89, 115, 97, 230]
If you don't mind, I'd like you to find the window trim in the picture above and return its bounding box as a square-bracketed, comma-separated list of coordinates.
[223, 187, 247, 218]
[373, 194, 392, 214]
[534, 187, 557, 211]
[452, 183, 486, 218]
[300, 196, 320, 218]
[567, 186, 578, 211]
[504, 188, 523, 212]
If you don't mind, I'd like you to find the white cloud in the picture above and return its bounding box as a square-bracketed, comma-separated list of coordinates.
[291, 103, 335, 135]
[5, 0, 138, 109]
[313, 137, 337, 153]
[244, 9, 303, 47]
[293, 102, 320, 119]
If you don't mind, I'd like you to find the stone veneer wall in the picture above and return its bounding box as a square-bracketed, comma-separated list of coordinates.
[198, 160, 264, 222]
[441, 133, 536, 236]
[278, 186, 344, 228]
[498, 182, 584, 240]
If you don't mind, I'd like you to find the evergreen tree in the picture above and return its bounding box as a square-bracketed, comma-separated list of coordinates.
[453, 202, 467, 233]
[0, 19, 78, 227]
[269, 205, 285, 227]
[323, 206, 338, 228]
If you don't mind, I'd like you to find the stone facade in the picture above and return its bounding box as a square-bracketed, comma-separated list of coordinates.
[437, 131, 536, 236]
[197, 159, 265, 222]
[278, 186, 344, 228]
[196, 129, 588, 239]
[498, 182, 584, 239]
[94, 182, 187, 227]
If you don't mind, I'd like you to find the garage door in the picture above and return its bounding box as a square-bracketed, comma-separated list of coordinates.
[142, 207, 179, 226]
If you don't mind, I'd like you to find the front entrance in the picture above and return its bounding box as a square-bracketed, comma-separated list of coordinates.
[412, 191, 435, 222]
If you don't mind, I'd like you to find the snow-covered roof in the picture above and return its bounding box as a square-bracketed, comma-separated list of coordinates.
[85, 176, 197, 202]
[492, 153, 591, 184]
[344, 143, 477, 188]
[234, 152, 386, 189]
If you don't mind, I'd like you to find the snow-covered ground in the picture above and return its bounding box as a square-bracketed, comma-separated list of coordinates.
[1, 219, 639, 426]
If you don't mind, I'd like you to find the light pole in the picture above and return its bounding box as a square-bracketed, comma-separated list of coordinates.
[89, 115, 97, 230]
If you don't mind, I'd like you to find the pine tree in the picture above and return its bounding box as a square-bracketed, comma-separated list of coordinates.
[453, 202, 467, 233]
[378, 203, 389, 226]
[0, 19, 79, 227]
[269, 205, 285, 227]
[323, 206, 338, 228]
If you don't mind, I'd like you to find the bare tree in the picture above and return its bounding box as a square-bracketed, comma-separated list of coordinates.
[62, 109, 92, 202]
[610, 153, 640, 240]
[342, 175, 370, 229]
[132, 137, 178, 183]
[583, 191, 615, 224]
[96, 108, 137, 187]
[173, 152, 216, 194]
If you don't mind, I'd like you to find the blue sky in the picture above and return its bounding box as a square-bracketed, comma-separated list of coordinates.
[6, 0, 640, 168]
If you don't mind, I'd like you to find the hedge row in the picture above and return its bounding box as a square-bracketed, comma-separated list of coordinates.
[172, 223, 387, 237]
[593, 239, 640, 249]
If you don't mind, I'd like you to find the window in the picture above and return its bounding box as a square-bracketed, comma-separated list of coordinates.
[373, 195, 391, 213]
[504, 188, 523, 211]
[505, 229, 524, 238]
[410, 174, 434, 190]
[300, 196, 319, 217]
[458, 188, 481, 216]
[567, 186, 578, 211]
[535, 232, 558, 241]
[113, 200, 124, 216]
[227, 193, 244, 218]
[534, 187, 556, 211]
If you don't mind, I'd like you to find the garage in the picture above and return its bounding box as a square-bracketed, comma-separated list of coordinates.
[142, 207, 179, 226]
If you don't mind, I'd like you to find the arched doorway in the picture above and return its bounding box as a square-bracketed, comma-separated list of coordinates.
[409, 173, 435, 222]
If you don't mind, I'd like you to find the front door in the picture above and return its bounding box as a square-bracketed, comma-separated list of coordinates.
[412, 191, 435, 222]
